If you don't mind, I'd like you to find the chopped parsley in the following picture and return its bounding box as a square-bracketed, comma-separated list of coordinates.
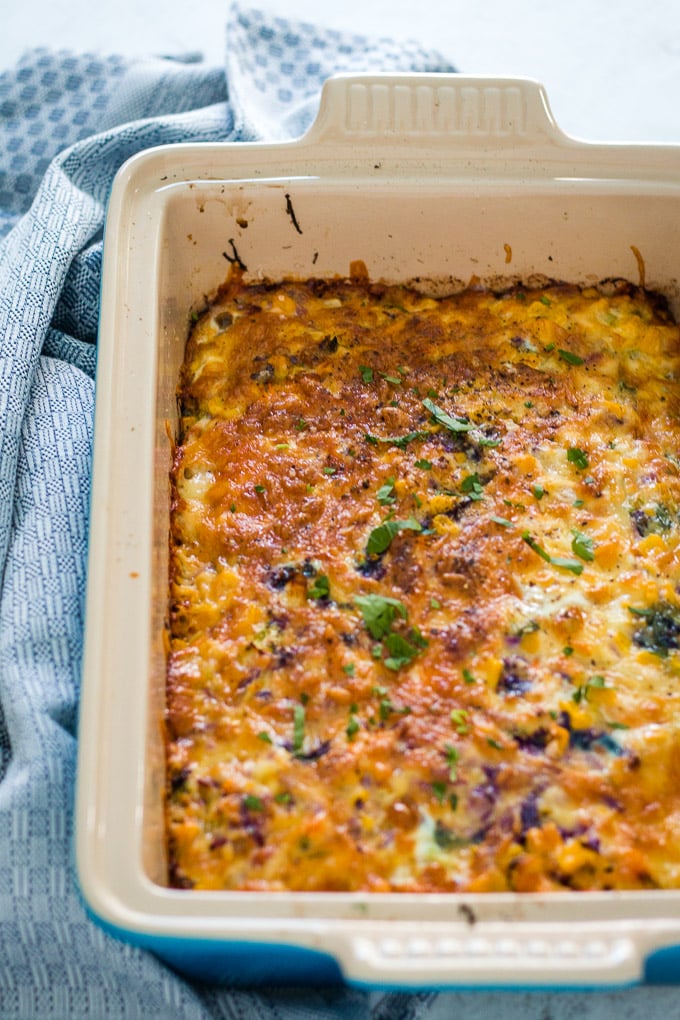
[415, 458, 432, 470]
[359, 365, 374, 383]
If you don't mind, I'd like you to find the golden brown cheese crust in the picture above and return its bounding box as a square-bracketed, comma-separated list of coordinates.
[165, 271, 680, 893]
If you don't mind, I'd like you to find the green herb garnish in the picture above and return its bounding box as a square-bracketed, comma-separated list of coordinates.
[243, 794, 263, 812]
[450, 709, 469, 734]
[444, 743, 459, 780]
[490, 515, 514, 528]
[422, 398, 473, 434]
[558, 349, 584, 366]
[346, 714, 360, 740]
[460, 473, 485, 501]
[376, 477, 397, 505]
[629, 601, 680, 657]
[359, 365, 373, 383]
[383, 628, 428, 670]
[366, 517, 422, 556]
[431, 781, 447, 804]
[571, 528, 595, 562]
[365, 431, 428, 450]
[308, 573, 330, 600]
[292, 703, 305, 753]
[567, 447, 589, 470]
[572, 674, 608, 704]
[354, 594, 408, 639]
[522, 532, 584, 574]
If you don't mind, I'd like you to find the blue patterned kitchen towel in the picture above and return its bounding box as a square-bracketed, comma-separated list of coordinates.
[0, 5, 457, 1018]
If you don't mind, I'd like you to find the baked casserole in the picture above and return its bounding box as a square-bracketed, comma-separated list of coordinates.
[165, 266, 680, 894]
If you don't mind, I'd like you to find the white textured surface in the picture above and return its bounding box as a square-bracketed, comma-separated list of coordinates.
[3, 0, 680, 142]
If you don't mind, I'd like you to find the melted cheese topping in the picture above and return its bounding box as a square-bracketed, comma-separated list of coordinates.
[165, 271, 680, 893]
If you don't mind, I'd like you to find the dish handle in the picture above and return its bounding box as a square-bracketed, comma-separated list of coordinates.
[329, 923, 645, 988]
[305, 73, 569, 148]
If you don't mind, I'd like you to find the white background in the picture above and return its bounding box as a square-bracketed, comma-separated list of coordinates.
[2, 0, 680, 143]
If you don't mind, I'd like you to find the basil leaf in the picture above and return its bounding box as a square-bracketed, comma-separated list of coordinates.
[366, 517, 422, 556]
[354, 594, 408, 639]
[422, 398, 473, 433]
[382, 631, 421, 670]
[376, 477, 396, 505]
[522, 532, 584, 575]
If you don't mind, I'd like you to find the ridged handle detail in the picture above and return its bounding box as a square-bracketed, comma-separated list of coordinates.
[310, 74, 559, 143]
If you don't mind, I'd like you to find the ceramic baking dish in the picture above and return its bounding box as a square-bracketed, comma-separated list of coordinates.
[76, 73, 680, 989]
